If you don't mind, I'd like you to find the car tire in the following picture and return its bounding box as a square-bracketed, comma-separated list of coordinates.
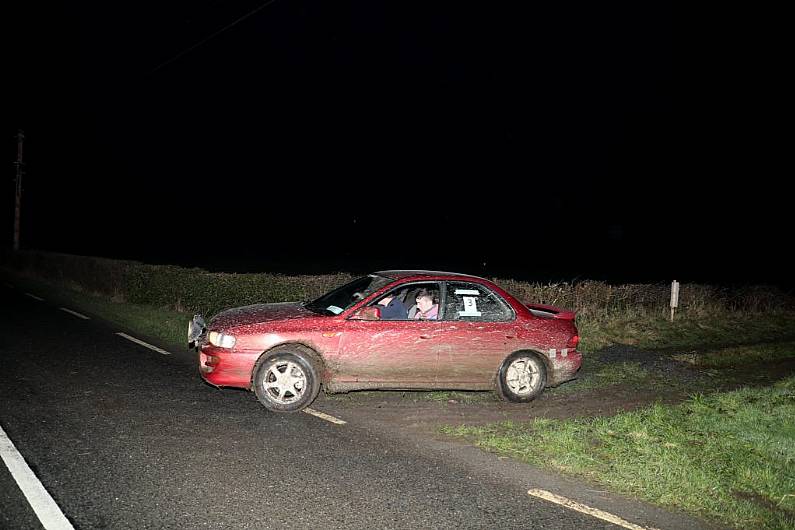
[253, 346, 321, 413]
[496, 351, 547, 403]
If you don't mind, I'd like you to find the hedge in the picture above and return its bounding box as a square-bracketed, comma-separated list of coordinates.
[2, 250, 793, 318]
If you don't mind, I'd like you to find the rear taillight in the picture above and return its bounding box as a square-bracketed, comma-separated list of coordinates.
[566, 335, 580, 349]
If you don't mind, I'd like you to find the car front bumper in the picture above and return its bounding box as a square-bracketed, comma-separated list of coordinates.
[198, 345, 259, 388]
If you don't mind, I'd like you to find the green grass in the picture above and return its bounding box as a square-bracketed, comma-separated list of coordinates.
[673, 341, 795, 368]
[443, 378, 795, 530]
[577, 311, 795, 353]
[548, 361, 656, 394]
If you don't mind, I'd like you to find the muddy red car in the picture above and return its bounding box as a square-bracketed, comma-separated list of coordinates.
[188, 271, 581, 412]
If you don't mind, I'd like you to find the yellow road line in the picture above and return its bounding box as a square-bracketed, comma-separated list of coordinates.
[528, 489, 661, 530]
[303, 408, 346, 425]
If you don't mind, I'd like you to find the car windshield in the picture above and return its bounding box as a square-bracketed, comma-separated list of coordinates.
[304, 274, 393, 316]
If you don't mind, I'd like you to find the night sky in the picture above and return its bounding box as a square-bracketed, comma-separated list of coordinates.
[5, 2, 786, 287]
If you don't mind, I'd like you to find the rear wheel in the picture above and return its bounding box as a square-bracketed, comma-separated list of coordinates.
[253, 347, 321, 412]
[496, 351, 546, 402]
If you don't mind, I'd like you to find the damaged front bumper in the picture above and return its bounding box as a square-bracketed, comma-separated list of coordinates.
[187, 314, 206, 350]
[189, 314, 258, 387]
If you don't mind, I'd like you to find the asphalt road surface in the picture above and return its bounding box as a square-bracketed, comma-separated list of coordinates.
[0, 284, 718, 529]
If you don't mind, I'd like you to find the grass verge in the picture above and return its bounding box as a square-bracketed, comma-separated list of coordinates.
[442, 379, 795, 530]
[577, 310, 795, 352]
[673, 341, 795, 368]
[3, 272, 187, 349]
[547, 361, 657, 395]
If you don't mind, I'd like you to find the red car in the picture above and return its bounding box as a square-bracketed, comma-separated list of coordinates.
[188, 271, 581, 412]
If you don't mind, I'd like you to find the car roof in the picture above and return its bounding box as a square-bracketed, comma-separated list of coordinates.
[374, 270, 491, 282]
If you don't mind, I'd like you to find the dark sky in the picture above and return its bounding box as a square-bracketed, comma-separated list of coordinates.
[5, 2, 785, 287]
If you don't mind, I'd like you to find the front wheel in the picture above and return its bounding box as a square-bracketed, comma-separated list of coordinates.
[496, 352, 547, 403]
[253, 348, 321, 412]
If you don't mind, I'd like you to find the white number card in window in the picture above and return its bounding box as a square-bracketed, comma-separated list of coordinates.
[455, 289, 482, 317]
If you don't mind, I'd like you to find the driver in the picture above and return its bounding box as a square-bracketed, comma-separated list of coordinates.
[377, 290, 408, 320]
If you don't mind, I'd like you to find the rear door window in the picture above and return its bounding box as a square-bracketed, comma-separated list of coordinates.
[443, 282, 513, 322]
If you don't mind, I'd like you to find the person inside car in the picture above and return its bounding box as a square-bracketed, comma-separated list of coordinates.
[377, 290, 408, 320]
[413, 289, 439, 320]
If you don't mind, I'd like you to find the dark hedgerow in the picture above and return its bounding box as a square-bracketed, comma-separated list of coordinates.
[2, 250, 793, 319]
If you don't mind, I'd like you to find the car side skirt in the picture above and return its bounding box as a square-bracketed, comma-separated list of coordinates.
[324, 381, 496, 393]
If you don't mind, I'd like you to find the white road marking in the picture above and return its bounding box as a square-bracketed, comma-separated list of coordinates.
[0, 424, 75, 530]
[58, 308, 90, 320]
[115, 332, 171, 355]
[303, 408, 346, 425]
[527, 489, 660, 530]
[25, 293, 44, 301]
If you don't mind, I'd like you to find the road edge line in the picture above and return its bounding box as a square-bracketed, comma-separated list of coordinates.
[58, 307, 91, 320]
[527, 489, 660, 530]
[115, 332, 172, 355]
[0, 424, 75, 530]
[303, 408, 346, 425]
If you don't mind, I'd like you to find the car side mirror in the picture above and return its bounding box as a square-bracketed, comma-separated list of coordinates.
[350, 306, 381, 320]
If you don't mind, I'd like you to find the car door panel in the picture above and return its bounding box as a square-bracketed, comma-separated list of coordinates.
[434, 321, 517, 384]
[337, 320, 441, 385]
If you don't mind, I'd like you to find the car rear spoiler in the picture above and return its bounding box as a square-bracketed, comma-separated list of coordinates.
[525, 303, 576, 321]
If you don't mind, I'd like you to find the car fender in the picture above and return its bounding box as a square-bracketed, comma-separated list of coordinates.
[250, 342, 327, 389]
[492, 348, 552, 388]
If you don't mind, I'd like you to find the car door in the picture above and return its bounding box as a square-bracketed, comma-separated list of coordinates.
[337, 282, 442, 386]
[434, 281, 518, 385]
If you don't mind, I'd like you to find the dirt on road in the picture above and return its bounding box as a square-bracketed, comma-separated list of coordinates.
[312, 345, 795, 437]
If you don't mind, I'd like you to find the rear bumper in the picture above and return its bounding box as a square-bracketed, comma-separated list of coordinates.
[547, 349, 582, 386]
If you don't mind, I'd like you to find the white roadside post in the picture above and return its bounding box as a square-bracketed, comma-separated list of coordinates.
[670, 280, 680, 322]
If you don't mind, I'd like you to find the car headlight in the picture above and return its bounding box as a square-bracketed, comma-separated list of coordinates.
[208, 331, 236, 348]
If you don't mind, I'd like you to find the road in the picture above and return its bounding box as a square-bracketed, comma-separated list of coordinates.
[0, 283, 718, 529]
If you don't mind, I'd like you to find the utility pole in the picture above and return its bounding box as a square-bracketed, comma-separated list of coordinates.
[13, 129, 24, 251]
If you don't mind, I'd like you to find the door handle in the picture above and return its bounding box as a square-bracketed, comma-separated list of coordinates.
[505, 335, 515, 339]
[419, 335, 432, 339]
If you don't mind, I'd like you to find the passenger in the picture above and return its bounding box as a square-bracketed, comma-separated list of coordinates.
[413, 289, 439, 320]
[377, 290, 408, 320]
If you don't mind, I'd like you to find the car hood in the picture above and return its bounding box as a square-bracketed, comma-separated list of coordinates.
[209, 302, 314, 330]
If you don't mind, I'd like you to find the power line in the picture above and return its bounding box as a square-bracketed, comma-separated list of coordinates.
[148, 0, 280, 75]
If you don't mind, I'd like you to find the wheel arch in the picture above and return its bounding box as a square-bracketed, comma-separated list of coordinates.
[250, 341, 326, 390]
[494, 348, 551, 387]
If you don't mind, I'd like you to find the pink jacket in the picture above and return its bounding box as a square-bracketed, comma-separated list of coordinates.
[414, 304, 439, 320]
